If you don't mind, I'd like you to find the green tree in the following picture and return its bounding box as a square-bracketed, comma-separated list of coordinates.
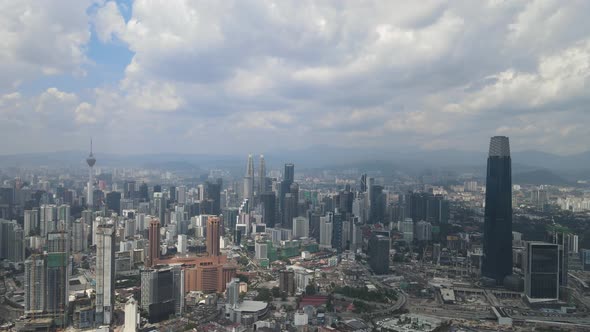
[271, 286, 281, 298]
[305, 283, 317, 295]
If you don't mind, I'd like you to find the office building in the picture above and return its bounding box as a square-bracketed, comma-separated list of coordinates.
[244, 154, 254, 203]
[524, 242, 560, 301]
[105, 191, 121, 214]
[124, 298, 139, 332]
[258, 154, 267, 194]
[279, 269, 295, 295]
[141, 266, 184, 322]
[369, 234, 390, 275]
[205, 179, 222, 215]
[207, 216, 221, 257]
[319, 215, 333, 249]
[280, 163, 295, 222]
[148, 219, 160, 267]
[416, 220, 432, 242]
[331, 212, 343, 252]
[96, 224, 115, 325]
[177, 234, 187, 254]
[293, 216, 309, 239]
[24, 209, 39, 236]
[24, 254, 46, 315]
[482, 136, 513, 284]
[255, 242, 268, 260]
[153, 192, 166, 226]
[260, 192, 276, 228]
[0, 219, 24, 262]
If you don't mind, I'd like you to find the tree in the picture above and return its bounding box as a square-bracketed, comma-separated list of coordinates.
[305, 283, 317, 295]
[238, 256, 249, 266]
[271, 286, 281, 298]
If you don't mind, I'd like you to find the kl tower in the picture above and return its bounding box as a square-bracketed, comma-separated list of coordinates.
[86, 139, 96, 209]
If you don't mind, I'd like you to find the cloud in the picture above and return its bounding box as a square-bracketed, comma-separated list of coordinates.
[0, 1, 93, 89]
[1, 1, 590, 155]
[94, 1, 126, 42]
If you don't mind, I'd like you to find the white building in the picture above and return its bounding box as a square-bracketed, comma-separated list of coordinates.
[123, 298, 139, 332]
[177, 234, 187, 254]
[294, 311, 309, 326]
[255, 242, 268, 260]
[319, 216, 333, 249]
[293, 217, 309, 239]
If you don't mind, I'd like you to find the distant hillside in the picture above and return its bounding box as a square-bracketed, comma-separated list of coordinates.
[513, 169, 571, 186]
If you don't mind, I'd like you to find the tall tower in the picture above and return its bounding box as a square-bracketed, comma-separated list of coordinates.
[243, 154, 254, 202]
[86, 139, 96, 209]
[207, 216, 220, 257]
[482, 136, 513, 284]
[148, 219, 160, 267]
[95, 224, 115, 325]
[258, 154, 266, 194]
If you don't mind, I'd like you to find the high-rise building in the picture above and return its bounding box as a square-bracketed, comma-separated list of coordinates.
[148, 219, 160, 267]
[24, 254, 46, 315]
[550, 231, 571, 287]
[106, 191, 122, 214]
[524, 242, 560, 301]
[293, 216, 309, 239]
[258, 154, 266, 195]
[207, 216, 220, 257]
[153, 192, 166, 226]
[319, 215, 333, 249]
[482, 136, 513, 284]
[205, 180, 222, 215]
[177, 234, 187, 254]
[141, 266, 184, 322]
[331, 212, 343, 252]
[244, 154, 254, 202]
[255, 242, 268, 260]
[415, 221, 432, 242]
[369, 234, 390, 275]
[123, 298, 139, 332]
[95, 224, 115, 325]
[283, 193, 297, 229]
[279, 269, 295, 295]
[86, 139, 96, 209]
[24, 209, 39, 236]
[0, 219, 24, 262]
[260, 192, 276, 228]
[280, 163, 295, 222]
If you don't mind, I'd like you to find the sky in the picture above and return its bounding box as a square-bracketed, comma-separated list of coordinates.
[1, 0, 589, 156]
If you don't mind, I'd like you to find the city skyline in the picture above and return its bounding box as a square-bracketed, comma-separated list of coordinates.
[1, 1, 590, 154]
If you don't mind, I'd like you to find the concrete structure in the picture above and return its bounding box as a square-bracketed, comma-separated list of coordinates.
[207, 216, 221, 257]
[524, 242, 560, 301]
[177, 234, 187, 254]
[123, 298, 139, 332]
[95, 224, 115, 325]
[293, 216, 309, 239]
[24, 254, 46, 315]
[255, 242, 268, 260]
[319, 215, 332, 249]
[483, 136, 513, 284]
[148, 218, 160, 267]
[244, 154, 254, 202]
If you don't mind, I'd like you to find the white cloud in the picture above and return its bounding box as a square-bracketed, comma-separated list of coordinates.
[94, 1, 126, 42]
[0, 1, 93, 89]
[2, 1, 590, 154]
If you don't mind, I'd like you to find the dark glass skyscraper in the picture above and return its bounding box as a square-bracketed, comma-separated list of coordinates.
[482, 136, 513, 284]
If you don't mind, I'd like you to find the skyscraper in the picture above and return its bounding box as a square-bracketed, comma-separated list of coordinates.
[95, 224, 115, 325]
[524, 242, 560, 301]
[482, 136, 513, 284]
[260, 191, 276, 227]
[207, 216, 221, 257]
[24, 254, 46, 315]
[244, 154, 254, 202]
[280, 163, 295, 221]
[369, 234, 390, 275]
[148, 219, 160, 267]
[86, 139, 96, 209]
[258, 154, 266, 195]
